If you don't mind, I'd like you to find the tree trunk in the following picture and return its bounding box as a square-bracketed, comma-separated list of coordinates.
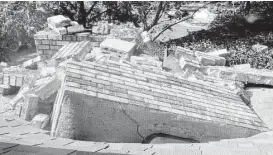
[77, 1, 87, 28]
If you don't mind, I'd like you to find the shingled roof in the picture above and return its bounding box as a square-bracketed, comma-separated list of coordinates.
[52, 59, 269, 142]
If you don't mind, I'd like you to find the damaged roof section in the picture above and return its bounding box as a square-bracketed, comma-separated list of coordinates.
[51, 59, 268, 143]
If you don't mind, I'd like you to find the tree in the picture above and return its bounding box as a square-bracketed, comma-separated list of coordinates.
[134, 1, 168, 31]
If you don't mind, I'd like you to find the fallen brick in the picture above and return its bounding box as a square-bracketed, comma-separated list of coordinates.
[100, 39, 136, 59]
[31, 113, 50, 129]
[20, 93, 39, 121]
[67, 25, 85, 34]
[35, 76, 61, 100]
[207, 49, 229, 57]
[179, 57, 200, 71]
[47, 15, 71, 29]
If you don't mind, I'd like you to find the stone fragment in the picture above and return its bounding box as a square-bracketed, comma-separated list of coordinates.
[20, 94, 39, 121]
[252, 44, 268, 53]
[34, 76, 61, 100]
[67, 25, 85, 34]
[100, 39, 136, 59]
[47, 15, 71, 29]
[31, 114, 50, 129]
[207, 49, 229, 57]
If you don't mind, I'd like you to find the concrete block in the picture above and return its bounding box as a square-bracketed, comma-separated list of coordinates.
[41, 39, 50, 45]
[20, 94, 39, 121]
[31, 114, 50, 129]
[67, 25, 85, 34]
[47, 15, 71, 29]
[100, 39, 136, 59]
[252, 44, 268, 53]
[3, 75, 9, 86]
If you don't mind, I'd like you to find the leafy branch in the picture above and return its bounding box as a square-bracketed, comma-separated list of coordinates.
[152, 2, 212, 41]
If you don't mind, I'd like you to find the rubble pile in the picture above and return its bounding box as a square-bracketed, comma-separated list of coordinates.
[1, 15, 273, 142]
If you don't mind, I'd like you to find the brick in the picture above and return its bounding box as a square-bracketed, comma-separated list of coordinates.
[43, 50, 56, 55]
[56, 41, 70, 46]
[50, 40, 57, 45]
[41, 39, 50, 45]
[31, 113, 50, 129]
[34, 33, 48, 39]
[100, 38, 136, 59]
[35, 39, 42, 45]
[208, 49, 229, 57]
[36, 44, 50, 50]
[9, 75, 16, 86]
[50, 45, 61, 50]
[48, 34, 62, 40]
[3, 75, 9, 85]
[15, 76, 23, 87]
[67, 25, 85, 34]
[20, 94, 39, 121]
[37, 50, 44, 55]
[53, 27, 67, 35]
[47, 15, 71, 29]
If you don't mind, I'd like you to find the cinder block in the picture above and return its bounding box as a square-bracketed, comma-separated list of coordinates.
[20, 94, 39, 121]
[207, 49, 229, 57]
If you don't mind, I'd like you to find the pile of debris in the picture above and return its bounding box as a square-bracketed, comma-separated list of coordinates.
[1, 14, 273, 132]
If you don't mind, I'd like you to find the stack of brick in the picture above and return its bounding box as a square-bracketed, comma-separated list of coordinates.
[51, 60, 268, 143]
[0, 73, 24, 87]
[52, 41, 91, 63]
[100, 38, 136, 60]
[34, 28, 106, 60]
